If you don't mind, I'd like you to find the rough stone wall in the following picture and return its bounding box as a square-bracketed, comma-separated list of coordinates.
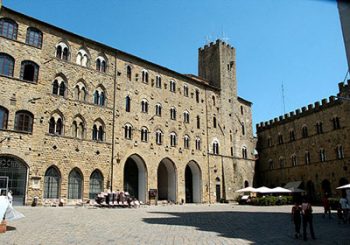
[0, 7, 255, 205]
[257, 93, 350, 200]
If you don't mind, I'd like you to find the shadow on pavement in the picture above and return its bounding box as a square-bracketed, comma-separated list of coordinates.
[143, 210, 350, 244]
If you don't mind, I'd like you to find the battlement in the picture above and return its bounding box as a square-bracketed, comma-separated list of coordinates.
[338, 79, 350, 97]
[198, 39, 235, 52]
[256, 95, 339, 132]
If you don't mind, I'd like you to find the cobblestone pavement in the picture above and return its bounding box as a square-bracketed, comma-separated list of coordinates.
[0, 204, 349, 245]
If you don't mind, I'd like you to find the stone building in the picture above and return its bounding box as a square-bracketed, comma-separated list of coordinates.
[256, 82, 350, 201]
[0, 5, 255, 205]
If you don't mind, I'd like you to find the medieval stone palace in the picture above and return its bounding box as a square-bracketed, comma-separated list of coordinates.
[0, 6, 255, 205]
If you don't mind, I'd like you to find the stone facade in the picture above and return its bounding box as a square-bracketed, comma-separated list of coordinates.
[256, 82, 350, 201]
[0, 6, 255, 205]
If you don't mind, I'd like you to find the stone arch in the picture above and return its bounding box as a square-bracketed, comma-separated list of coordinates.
[157, 158, 177, 202]
[215, 177, 221, 202]
[123, 154, 148, 203]
[0, 154, 29, 205]
[185, 160, 202, 203]
[89, 169, 104, 199]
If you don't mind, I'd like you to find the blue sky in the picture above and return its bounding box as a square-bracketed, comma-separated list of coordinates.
[5, 0, 347, 133]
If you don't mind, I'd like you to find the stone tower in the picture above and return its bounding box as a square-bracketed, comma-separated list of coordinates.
[198, 39, 237, 98]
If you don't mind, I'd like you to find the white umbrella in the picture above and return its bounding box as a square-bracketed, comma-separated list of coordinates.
[235, 187, 257, 193]
[255, 186, 273, 193]
[271, 187, 292, 193]
[287, 187, 305, 193]
[336, 183, 350, 190]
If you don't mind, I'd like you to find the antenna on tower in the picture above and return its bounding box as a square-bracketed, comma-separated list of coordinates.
[221, 26, 230, 43]
[281, 81, 286, 114]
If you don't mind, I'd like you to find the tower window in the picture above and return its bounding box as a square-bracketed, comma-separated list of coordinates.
[25, 27, 43, 48]
[20, 60, 39, 82]
[0, 18, 18, 40]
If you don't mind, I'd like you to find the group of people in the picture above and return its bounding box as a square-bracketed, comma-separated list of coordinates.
[94, 191, 142, 208]
[291, 198, 316, 241]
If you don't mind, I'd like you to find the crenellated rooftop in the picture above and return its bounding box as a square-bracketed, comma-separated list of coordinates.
[198, 39, 235, 51]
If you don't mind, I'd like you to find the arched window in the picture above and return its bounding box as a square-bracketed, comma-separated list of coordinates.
[141, 127, 148, 142]
[126, 96, 131, 112]
[196, 115, 200, 129]
[291, 154, 297, 166]
[278, 134, 283, 144]
[183, 84, 189, 97]
[25, 27, 43, 48]
[14, 110, 34, 132]
[336, 145, 344, 159]
[68, 168, 83, 199]
[72, 116, 85, 139]
[320, 148, 326, 162]
[242, 123, 245, 135]
[0, 18, 18, 40]
[332, 117, 340, 130]
[170, 80, 176, 92]
[213, 116, 217, 128]
[184, 135, 190, 149]
[170, 107, 176, 120]
[212, 96, 215, 106]
[156, 75, 161, 88]
[141, 99, 149, 113]
[0, 106, 9, 129]
[195, 89, 200, 103]
[242, 146, 248, 159]
[156, 129, 163, 145]
[183, 111, 190, 124]
[302, 126, 308, 138]
[155, 103, 162, 116]
[56, 42, 69, 60]
[52, 76, 66, 97]
[124, 124, 132, 139]
[89, 170, 103, 199]
[0, 53, 15, 77]
[289, 130, 295, 141]
[195, 137, 201, 150]
[92, 120, 105, 141]
[48, 115, 63, 135]
[76, 48, 89, 67]
[20, 60, 39, 82]
[126, 65, 132, 81]
[213, 140, 219, 155]
[170, 132, 177, 147]
[316, 122, 323, 134]
[44, 167, 61, 199]
[305, 151, 311, 164]
[96, 56, 107, 72]
[93, 87, 106, 106]
[74, 81, 87, 101]
[142, 70, 148, 83]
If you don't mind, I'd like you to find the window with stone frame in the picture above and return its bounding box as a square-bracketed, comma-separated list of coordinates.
[332, 117, 340, 130]
[184, 135, 190, 149]
[302, 126, 308, 138]
[20, 60, 39, 82]
[124, 124, 132, 139]
[76, 48, 89, 67]
[14, 110, 34, 133]
[141, 127, 148, 142]
[96, 56, 107, 73]
[49, 116, 63, 135]
[155, 129, 163, 145]
[125, 96, 131, 112]
[305, 151, 311, 165]
[336, 145, 344, 159]
[92, 120, 105, 141]
[195, 137, 201, 150]
[213, 140, 219, 155]
[56, 42, 69, 61]
[170, 132, 177, 147]
[89, 170, 103, 199]
[183, 111, 190, 123]
[0, 106, 9, 130]
[142, 70, 149, 83]
[316, 122, 323, 134]
[93, 87, 106, 106]
[195, 89, 200, 103]
[170, 107, 176, 120]
[196, 115, 200, 129]
[52, 76, 66, 97]
[155, 75, 161, 88]
[183, 84, 189, 97]
[43, 166, 61, 199]
[25, 27, 43, 48]
[242, 146, 248, 159]
[170, 80, 176, 92]
[0, 53, 15, 77]
[74, 81, 87, 102]
[155, 103, 162, 117]
[319, 148, 326, 162]
[127, 66, 132, 81]
[141, 99, 149, 113]
[0, 18, 18, 40]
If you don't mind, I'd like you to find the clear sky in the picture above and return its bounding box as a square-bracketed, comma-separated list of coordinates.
[4, 0, 347, 134]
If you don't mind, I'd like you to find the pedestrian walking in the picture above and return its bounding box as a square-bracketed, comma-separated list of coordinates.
[322, 193, 331, 219]
[339, 193, 349, 224]
[301, 198, 316, 241]
[291, 202, 302, 239]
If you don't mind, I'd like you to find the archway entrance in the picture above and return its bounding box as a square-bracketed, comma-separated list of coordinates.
[0, 155, 28, 205]
[185, 161, 202, 203]
[124, 155, 147, 203]
[306, 180, 316, 201]
[157, 158, 176, 202]
[321, 179, 332, 196]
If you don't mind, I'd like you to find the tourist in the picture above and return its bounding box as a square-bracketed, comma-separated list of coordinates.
[322, 193, 331, 219]
[301, 198, 316, 241]
[291, 202, 302, 239]
[339, 194, 349, 224]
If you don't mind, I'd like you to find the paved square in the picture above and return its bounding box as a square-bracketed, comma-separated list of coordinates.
[0, 204, 349, 244]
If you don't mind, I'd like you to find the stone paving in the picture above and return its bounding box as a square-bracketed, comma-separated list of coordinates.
[0, 204, 349, 244]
